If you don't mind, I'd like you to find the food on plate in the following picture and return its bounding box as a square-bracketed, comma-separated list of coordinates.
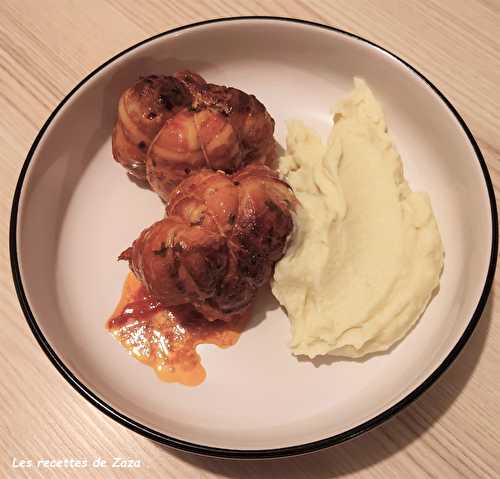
[112, 70, 275, 200]
[119, 164, 296, 322]
[108, 71, 444, 385]
[107, 272, 250, 386]
[272, 78, 444, 358]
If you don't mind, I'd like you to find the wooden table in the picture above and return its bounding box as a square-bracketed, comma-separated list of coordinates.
[1, 1, 499, 477]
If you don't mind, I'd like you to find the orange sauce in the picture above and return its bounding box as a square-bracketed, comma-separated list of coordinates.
[106, 272, 250, 386]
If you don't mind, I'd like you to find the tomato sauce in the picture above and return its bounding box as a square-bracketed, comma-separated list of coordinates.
[106, 273, 250, 386]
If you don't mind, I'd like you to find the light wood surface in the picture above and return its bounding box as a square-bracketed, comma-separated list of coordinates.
[1, 1, 499, 477]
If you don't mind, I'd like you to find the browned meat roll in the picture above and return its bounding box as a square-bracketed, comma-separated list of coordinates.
[112, 71, 276, 199]
[120, 164, 296, 321]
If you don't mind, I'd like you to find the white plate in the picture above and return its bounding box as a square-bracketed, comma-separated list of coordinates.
[10, 18, 498, 458]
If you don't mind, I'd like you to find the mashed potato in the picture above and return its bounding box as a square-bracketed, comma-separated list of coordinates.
[272, 78, 444, 358]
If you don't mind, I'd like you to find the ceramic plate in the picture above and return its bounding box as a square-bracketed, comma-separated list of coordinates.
[10, 18, 498, 458]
